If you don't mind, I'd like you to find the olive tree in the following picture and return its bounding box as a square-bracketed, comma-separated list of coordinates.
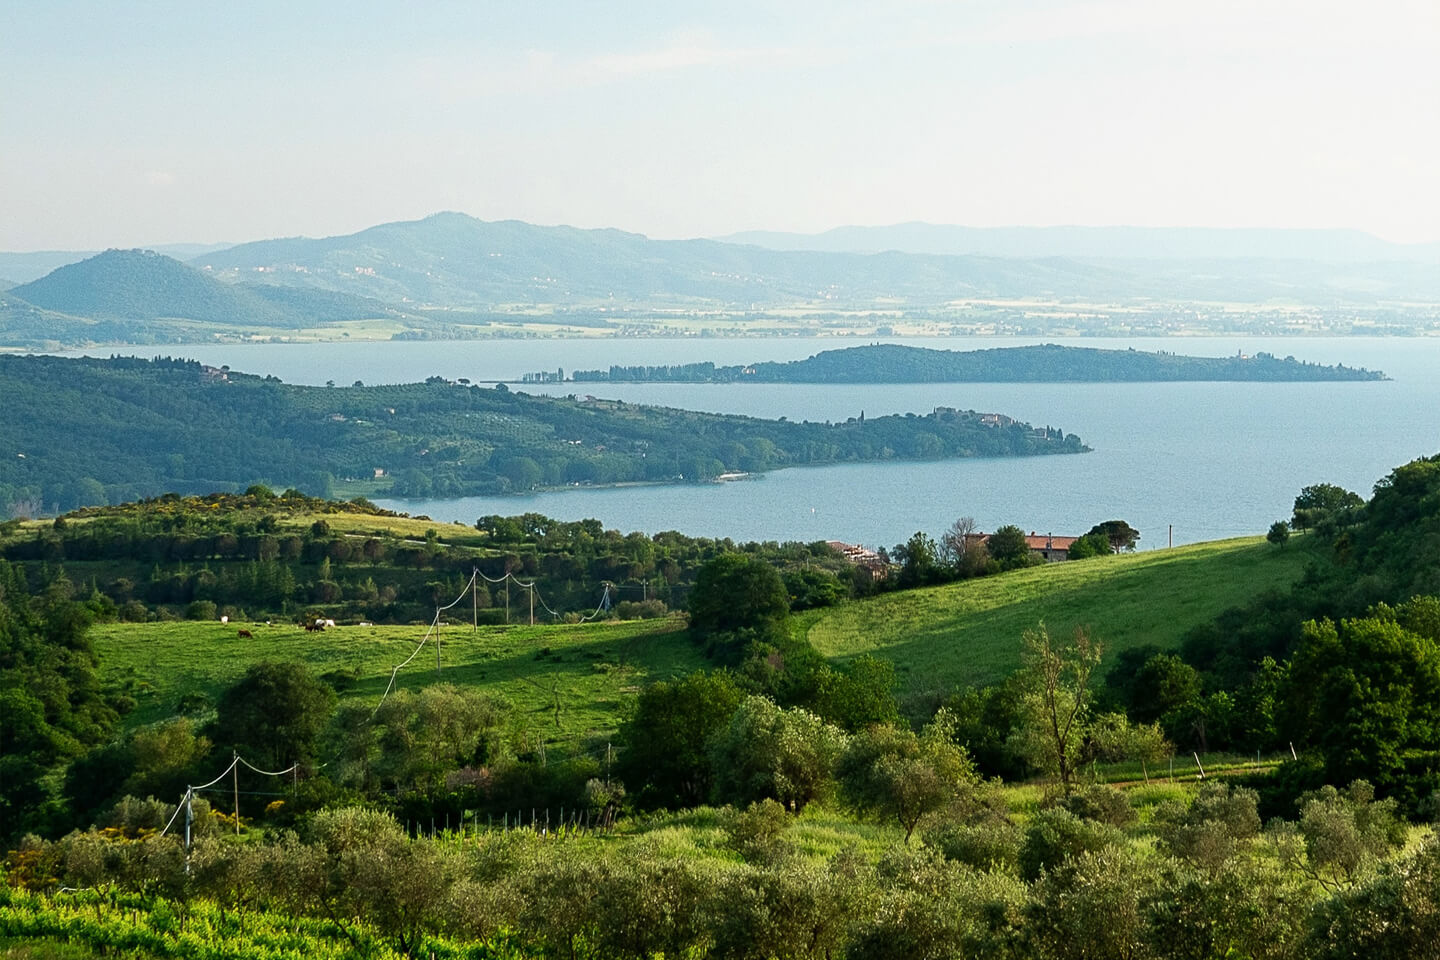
[838, 708, 979, 842]
[709, 696, 847, 813]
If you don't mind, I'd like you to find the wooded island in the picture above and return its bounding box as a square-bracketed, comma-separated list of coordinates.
[568, 343, 1385, 383]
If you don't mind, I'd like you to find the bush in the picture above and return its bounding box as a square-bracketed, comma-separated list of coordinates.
[614, 598, 668, 620]
[1155, 782, 1261, 870]
[926, 820, 1022, 872]
[119, 600, 150, 622]
[1019, 807, 1122, 881]
[721, 798, 792, 863]
[185, 599, 217, 621]
[1059, 784, 1137, 827]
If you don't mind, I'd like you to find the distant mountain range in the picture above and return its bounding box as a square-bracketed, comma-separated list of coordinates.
[1, 215, 1436, 349]
[717, 223, 1440, 263]
[189, 211, 1141, 307]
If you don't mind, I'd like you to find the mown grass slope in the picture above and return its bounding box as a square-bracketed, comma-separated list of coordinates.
[94, 616, 702, 745]
[806, 536, 1315, 699]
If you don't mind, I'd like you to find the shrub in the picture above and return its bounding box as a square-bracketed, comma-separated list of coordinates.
[1155, 782, 1261, 871]
[925, 820, 1022, 872]
[721, 798, 792, 863]
[185, 599, 217, 621]
[1019, 807, 1122, 881]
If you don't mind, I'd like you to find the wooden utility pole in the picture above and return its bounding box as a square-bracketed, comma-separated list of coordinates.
[529, 584, 534, 626]
[1169, 524, 1173, 548]
[472, 574, 477, 634]
[232, 753, 240, 835]
[437, 618, 442, 675]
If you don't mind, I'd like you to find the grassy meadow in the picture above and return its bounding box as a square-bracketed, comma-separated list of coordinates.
[94, 616, 703, 745]
[91, 536, 1313, 751]
[803, 536, 1314, 698]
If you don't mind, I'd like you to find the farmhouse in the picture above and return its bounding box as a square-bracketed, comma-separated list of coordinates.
[1023, 532, 1078, 562]
[963, 531, 1080, 563]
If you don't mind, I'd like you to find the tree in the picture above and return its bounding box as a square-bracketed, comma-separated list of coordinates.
[688, 554, 790, 656]
[1291, 781, 1406, 890]
[1065, 532, 1113, 560]
[1267, 520, 1291, 547]
[210, 661, 336, 768]
[986, 524, 1031, 566]
[838, 709, 979, 842]
[941, 515, 987, 577]
[1008, 625, 1102, 792]
[1127, 652, 1202, 724]
[810, 655, 899, 731]
[0, 566, 115, 836]
[618, 670, 743, 808]
[892, 531, 940, 587]
[1279, 604, 1440, 791]
[372, 684, 510, 792]
[1087, 520, 1140, 552]
[709, 696, 847, 813]
[1090, 712, 1172, 783]
[1292, 483, 1363, 533]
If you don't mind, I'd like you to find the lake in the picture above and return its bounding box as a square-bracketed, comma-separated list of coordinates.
[71, 335, 1440, 551]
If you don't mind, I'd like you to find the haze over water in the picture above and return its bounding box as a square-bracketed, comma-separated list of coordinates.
[103, 336, 1440, 551]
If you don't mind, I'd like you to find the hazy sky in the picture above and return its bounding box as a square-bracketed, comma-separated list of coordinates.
[3, 0, 1437, 249]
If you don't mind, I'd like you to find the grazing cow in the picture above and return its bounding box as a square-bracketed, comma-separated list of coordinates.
[237, 629, 253, 639]
[304, 621, 323, 632]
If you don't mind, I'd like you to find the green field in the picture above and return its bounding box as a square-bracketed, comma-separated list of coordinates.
[804, 536, 1314, 698]
[93, 537, 1314, 746]
[94, 616, 704, 745]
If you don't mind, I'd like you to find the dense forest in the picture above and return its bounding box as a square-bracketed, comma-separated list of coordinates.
[0, 355, 1086, 516]
[571, 343, 1386, 383]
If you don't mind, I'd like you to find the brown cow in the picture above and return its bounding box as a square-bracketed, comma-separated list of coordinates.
[237, 629, 253, 639]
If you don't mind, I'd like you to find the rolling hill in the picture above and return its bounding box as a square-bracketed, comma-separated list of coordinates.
[803, 536, 1315, 700]
[87, 535, 1313, 738]
[9, 249, 406, 329]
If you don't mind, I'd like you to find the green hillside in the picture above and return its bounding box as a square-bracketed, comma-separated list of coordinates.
[9, 249, 403, 329]
[94, 617, 702, 741]
[805, 536, 1316, 698]
[0, 354, 1085, 514]
[88, 535, 1313, 741]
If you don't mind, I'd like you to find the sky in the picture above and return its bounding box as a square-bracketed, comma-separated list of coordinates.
[2, 0, 1437, 250]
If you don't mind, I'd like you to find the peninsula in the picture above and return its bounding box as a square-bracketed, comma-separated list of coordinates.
[0, 355, 1087, 514]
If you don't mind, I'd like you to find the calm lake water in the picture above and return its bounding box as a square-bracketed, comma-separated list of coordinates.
[72, 336, 1440, 551]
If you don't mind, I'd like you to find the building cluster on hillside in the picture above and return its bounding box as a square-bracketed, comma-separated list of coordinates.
[825, 540, 890, 579]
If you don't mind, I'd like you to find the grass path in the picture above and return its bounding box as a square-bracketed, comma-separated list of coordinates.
[806, 537, 1314, 698]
